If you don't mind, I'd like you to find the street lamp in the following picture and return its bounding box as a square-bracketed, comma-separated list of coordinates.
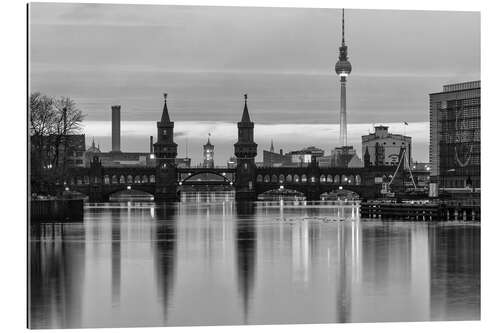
[127, 185, 131, 190]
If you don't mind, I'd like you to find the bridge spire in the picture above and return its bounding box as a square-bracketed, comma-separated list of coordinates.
[161, 92, 171, 123]
[241, 94, 251, 123]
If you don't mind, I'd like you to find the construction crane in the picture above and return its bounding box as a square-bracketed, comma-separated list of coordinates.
[382, 147, 417, 196]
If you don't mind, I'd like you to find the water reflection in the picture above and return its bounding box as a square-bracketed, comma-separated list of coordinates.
[29, 194, 480, 328]
[152, 205, 178, 324]
[235, 202, 257, 324]
[29, 224, 86, 328]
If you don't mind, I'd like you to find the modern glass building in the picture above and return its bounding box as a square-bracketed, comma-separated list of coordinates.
[429, 81, 480, 189]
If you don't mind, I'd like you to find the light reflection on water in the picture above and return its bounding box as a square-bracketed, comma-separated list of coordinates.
[29, 192, 480, 329]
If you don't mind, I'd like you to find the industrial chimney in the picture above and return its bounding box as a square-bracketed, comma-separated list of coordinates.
[111, 105, 121, 152]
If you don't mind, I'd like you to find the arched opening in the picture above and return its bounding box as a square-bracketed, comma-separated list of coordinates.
[149, 175, 155, 183]
[294, 174, 300, 183]
[134, 175, 141, 184]
[76, 177, 82, 185]
[179, 172, 235, 202]
[264, 175, 270, 183]
[279, 174, 285, 183]
[103, 175, 110, 185]
[347, 175, 355, 185]
[327, 174, 333, 183]
[119, 175, 125, 184]
[127, 175, 133, 184]
[257, 174, 263, 182]
[355, 174, 362, 185]
[258, 188, 306, 201]
[341, 174, 348, 184]
[109, 189, 154, 202]
[142, 175, 148, 183]
[286, 174, 292, 183]
[320, 174, 326, 183]
[334, 175, 340, 184]
[111, 175, 118, 184]
[301, 174, 307, 183]
[271, 174, 278, 183]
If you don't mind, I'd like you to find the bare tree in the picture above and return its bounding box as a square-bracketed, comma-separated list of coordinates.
[30, 92, 85, 194]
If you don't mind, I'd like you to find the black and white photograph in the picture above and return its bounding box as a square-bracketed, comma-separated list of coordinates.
[25, 1, 483, 330]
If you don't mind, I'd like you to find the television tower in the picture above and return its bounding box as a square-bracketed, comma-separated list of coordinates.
[334, 9, 352, 147]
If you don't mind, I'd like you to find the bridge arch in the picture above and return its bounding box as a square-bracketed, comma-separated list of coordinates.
[106, 187, 155, 201]
[181, 170, 233, 184]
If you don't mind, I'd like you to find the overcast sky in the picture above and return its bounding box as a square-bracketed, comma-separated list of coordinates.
[29, 3, 480, 164]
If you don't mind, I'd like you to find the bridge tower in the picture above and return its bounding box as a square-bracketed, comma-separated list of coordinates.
[234, 94, 258, 201]
[88, 155, 104, 202]
[154, 93, 178, 202]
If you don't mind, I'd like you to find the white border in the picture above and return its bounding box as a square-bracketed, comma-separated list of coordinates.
[2, 0, 499, 332]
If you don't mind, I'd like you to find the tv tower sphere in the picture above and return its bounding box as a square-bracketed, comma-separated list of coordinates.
[335, 9, 352, 77]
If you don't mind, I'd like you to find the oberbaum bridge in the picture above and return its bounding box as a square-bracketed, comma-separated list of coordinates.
[56, 94, 399, 202]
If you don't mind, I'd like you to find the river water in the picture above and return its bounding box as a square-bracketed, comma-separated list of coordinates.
[29, 193, 480, 328]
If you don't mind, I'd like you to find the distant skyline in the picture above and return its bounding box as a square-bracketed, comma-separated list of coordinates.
[29, 3, 480, 164]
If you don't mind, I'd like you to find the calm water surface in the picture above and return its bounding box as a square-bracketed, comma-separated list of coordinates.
[29, 193, 480, 328]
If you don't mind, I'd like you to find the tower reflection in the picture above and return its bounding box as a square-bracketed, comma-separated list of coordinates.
[152, 204, 178, 324]
[111, 208, 122, 306]
[235, 202, 257, 324]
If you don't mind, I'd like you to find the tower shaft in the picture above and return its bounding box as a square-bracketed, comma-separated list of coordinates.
[340, 76, 347, 147]
[334, 8, 352, 148]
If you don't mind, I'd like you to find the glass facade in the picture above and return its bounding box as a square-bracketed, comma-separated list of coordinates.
[429, 81, 480, 189]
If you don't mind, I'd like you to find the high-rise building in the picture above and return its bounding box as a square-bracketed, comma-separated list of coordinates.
[429, 81, 480, 189]
[334, 8, 352, 147]
[203, 135, 214, 168]
[111, 105, 121, 152]
[362, 125, 412, 167]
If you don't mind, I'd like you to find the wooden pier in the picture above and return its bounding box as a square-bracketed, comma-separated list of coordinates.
[30, 199, 84, 223]
[360, 201, 480, 221]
